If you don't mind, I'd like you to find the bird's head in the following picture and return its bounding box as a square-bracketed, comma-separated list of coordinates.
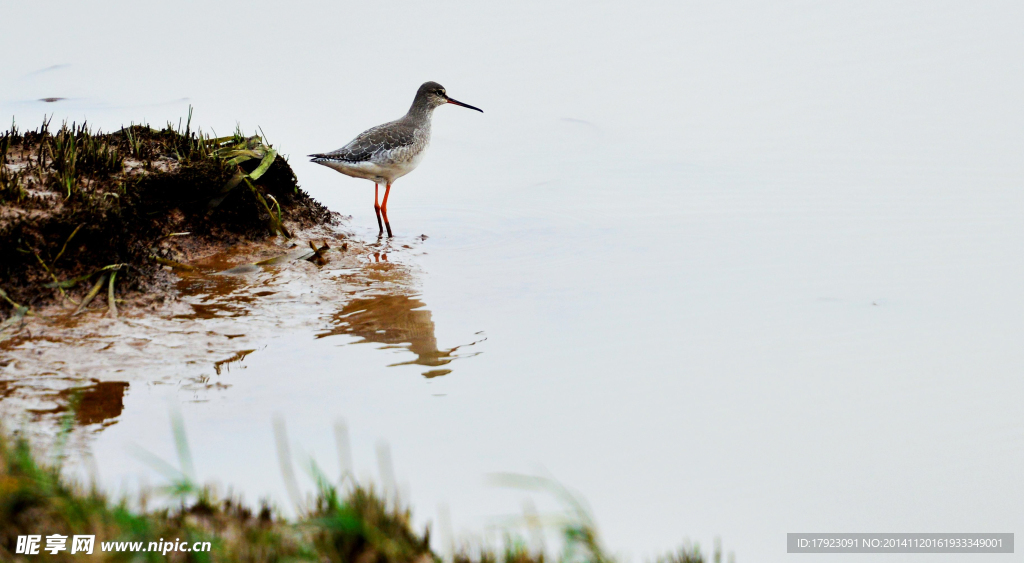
[415, 81, 483, 113]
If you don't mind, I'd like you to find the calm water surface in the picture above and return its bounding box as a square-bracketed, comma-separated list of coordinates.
[2, 1, 1024, 561]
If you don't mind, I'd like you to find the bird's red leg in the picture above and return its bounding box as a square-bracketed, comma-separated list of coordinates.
[373, 183, 384, 236]
[380, 183, 394, 237]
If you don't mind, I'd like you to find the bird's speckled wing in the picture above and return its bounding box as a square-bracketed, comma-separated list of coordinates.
[311, 120, 417, 163]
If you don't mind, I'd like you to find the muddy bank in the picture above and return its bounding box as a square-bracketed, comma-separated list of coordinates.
[0, 116, 337, 320]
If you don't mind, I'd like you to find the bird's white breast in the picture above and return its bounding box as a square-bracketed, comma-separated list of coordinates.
[390, 144, 428, 180]
[380, 128, 430, 182]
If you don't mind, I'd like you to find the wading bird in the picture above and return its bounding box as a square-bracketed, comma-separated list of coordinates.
[310, 82, 483, 237]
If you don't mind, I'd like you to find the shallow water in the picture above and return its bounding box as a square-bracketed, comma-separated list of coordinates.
[3, 1, 1024, 561]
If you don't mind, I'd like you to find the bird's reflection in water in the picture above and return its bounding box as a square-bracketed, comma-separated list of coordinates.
[316, 294, 482, 377]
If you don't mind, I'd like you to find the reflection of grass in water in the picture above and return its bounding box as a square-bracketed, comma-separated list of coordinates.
[0, 413, 729, 562]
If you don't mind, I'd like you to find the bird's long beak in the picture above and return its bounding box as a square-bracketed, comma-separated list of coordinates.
[445, 97, 483, 113]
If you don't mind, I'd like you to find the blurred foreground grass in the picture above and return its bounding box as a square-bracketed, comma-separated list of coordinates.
[0, 422, 727, 563]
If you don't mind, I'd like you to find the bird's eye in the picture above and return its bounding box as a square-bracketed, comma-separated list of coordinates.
[438, 90, 445, 96]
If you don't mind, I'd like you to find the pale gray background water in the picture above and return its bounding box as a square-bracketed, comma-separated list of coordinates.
[3, 1, 1023, 561]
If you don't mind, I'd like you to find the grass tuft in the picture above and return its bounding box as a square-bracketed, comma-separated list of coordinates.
[0, 111, 334, 319]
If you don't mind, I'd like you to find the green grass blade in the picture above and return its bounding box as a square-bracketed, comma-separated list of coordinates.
[107, 270, 118, 318]
[208, 171, 247, 209]
[249, 149, 277, 181]
[73, 274, 107, 315]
